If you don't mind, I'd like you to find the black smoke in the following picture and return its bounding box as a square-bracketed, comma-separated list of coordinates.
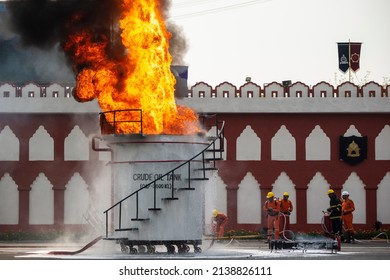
[2, 0, 188, 83]
[6, 0, 121, 49]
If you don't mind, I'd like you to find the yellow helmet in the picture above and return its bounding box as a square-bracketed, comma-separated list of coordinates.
[327, 189, 335, 195]
[283, 192, 289, 196]
[266, 192, 274, 198]
[212, 209, 218, 217]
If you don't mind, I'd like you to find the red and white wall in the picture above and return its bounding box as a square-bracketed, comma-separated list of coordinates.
[0, 80, 389, 235]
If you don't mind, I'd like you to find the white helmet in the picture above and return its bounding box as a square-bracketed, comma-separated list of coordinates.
[342, 191, 349, 196]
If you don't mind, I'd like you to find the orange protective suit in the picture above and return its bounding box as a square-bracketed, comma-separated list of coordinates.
[211, 212, 228, 238]
[279, 198, 293, 231]
[342, 197, 355, 241]
[263, 199, 280, 241]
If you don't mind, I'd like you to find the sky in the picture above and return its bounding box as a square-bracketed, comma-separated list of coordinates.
[167, 0, 390, 87]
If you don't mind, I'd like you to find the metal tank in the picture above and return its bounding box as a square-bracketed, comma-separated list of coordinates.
[96, 110, 223, 254]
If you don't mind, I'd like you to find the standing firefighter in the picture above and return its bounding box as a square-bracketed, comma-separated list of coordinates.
[279, 192, 294, 233]
[327, 189, 343, 238]
[210, 209, 228, 239]
[263, 192, 280, 242]
[342, 190, 356, 243]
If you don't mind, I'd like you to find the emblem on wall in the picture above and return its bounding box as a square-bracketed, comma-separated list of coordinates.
[339, 135, 367, 165]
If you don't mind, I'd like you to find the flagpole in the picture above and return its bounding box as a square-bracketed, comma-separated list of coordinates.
[348, 39, 351, 82]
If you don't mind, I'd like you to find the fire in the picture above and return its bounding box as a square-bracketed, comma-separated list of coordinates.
[64, 0, 200, 135]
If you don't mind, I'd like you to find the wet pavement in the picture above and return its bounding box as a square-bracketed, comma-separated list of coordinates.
[1, 237, 389, 260]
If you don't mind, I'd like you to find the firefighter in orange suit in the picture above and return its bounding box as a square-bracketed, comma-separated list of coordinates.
[211, 209, 228, 238]
[341, 191, 356, 243]
[279, 192, 293, 232]
[263, 192, 280, 241]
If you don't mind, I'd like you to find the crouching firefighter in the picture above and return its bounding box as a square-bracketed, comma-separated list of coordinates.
[263, 192, 280, 242]
[211, 209, 228, 239]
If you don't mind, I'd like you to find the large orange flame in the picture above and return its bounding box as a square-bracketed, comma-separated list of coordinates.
[64, 0, 200, 135]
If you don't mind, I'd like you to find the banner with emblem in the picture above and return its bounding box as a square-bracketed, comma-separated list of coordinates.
[349, 43, 362, 71]
[339, 135, 367, 165]
[337, 42, 362, 73]
[171, 65, 188, 98]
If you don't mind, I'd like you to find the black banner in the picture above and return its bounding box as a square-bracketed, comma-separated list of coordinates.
[338, 43, 350, 73]
[171, 65, 188, 98]
[339, 135, 367, 165]
[337, 42, 362, 73]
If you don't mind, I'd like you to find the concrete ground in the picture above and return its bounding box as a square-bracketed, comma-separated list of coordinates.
[0, 237, 389, 260]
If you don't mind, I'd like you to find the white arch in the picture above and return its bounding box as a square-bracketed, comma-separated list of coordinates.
[64, 125, 89, 161]
[64, 173, 90, 224]
[29, 173, 54, 224]
[236, 125, 260, 160]
[377, 172, 390, 223]
[0, 173, 19, 224]
[307, 172, 330, 224]
[204, 173, 227, 234]
[306, 125, 330, 160]
[0, 126, 19, 161]
[271, 125, 296, 160]
[343, 125, 362, 136]
[29, 126, 54, 161]
[272, 172, 296, 224]
[341, 172, 366, 224]
[237, 172, 261, 224]
[375, 125, 390, 160]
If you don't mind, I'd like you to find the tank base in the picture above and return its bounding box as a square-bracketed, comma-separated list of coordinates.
[104, 238, 202, 254]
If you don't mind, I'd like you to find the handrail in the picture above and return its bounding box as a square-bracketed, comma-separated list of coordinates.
[103, 114, 224, 237]
[100, 109, 143, 135]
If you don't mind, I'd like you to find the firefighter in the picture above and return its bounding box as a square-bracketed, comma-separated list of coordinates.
[263, 191, 280, 242]
[210, 209, 228, 239]
[279, 192, 293, 233]
[327, 189, 342, 238]
[342, 190, 356, 243]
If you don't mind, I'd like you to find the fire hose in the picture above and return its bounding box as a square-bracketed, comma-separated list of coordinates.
[48, 235, 102, 255]
[321, 211, 342, 251]
[206, 212, 295, 250]
[279, 212, 295, 241]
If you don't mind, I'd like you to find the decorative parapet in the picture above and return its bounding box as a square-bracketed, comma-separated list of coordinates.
[0, 82, 100, 113]
[177, 81, 390, 113]
[1, 80, 389, 114]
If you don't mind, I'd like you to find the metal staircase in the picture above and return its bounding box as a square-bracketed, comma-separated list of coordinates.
[98, 113, 224, 254]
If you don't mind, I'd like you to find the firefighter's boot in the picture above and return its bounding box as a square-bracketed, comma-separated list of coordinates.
[350, 233, 356, 244]
[344, 232, 351, 243]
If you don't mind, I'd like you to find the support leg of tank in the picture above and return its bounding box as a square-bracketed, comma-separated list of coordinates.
[120, 242, 130, 254]
[177, 243, 184, 254]
[130, 247, 138, 254]
[194, 245, 202, 253]
[147, 245, 156, 254]
[166, 243, 175, 254]
[178, 243, 190, 254]
[138, 245, 146, 254]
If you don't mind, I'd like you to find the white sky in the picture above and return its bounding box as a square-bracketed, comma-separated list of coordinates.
[168, 0, 390, 87]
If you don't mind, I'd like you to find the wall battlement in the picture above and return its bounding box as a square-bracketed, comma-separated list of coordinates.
[179, 81, 390, 113]
[0, 82, 99, 113]
[1, 80, 390, 113]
